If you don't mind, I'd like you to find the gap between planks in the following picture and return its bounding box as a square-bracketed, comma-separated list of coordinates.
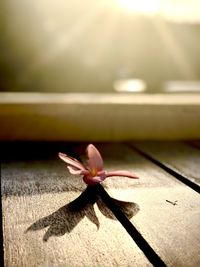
[2, 142, 200, 267]
[128, 141, 200, 194]
[72, 142, 200, 267]
[2, 144, 151, 267]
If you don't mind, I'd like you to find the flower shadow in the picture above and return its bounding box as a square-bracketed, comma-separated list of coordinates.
[26, 186, 139, 242]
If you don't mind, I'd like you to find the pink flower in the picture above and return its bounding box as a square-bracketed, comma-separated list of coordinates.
[58, 144, 139, 185]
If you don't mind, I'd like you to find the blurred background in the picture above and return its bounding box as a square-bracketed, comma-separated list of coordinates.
[1, 0, 200, 94]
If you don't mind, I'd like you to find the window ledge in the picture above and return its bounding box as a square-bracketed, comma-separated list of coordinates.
[1, 92, 200, 141]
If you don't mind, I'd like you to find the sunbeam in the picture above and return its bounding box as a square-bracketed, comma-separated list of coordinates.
[152, 18, 197, 80]
[1, 0, 200, 93]
[20, 4, 108, 84]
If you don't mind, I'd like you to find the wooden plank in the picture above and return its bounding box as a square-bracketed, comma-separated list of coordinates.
[79, 143, 200, 267]
[1, 92, 200, 141]
[131, 141, 200, 187]
[2, 142, 200, 267]
[2, 158, 151, 267]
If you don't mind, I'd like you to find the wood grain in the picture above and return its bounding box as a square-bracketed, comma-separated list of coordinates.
[74, 143, 200, 266]
[2, 142, 200, 267]
[2, 157, 151, 267]
[131, 141, 200, 186]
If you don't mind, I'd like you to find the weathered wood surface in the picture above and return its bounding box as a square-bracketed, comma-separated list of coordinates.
[2, 142, 200, 267]
[86, 143, 200, 267]
[1, 157, 150, 267]
[131, 141, 200, 186]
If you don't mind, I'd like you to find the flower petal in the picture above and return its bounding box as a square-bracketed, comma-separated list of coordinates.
[67, 166, 89, 176]
[105, 170, 139, 179]
[58, 152, 85, 170]
[86, 144, 104, 172]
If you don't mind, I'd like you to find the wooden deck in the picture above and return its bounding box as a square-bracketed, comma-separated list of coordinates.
[1, 141, 200, 267]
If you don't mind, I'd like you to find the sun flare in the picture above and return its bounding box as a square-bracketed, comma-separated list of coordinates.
[115, 0, 161, 14]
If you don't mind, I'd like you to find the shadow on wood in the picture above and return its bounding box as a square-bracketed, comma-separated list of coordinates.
[26, 186, 139, 242]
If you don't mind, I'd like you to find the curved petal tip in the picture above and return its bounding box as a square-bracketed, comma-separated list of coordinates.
[86, 144, 104, 172]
